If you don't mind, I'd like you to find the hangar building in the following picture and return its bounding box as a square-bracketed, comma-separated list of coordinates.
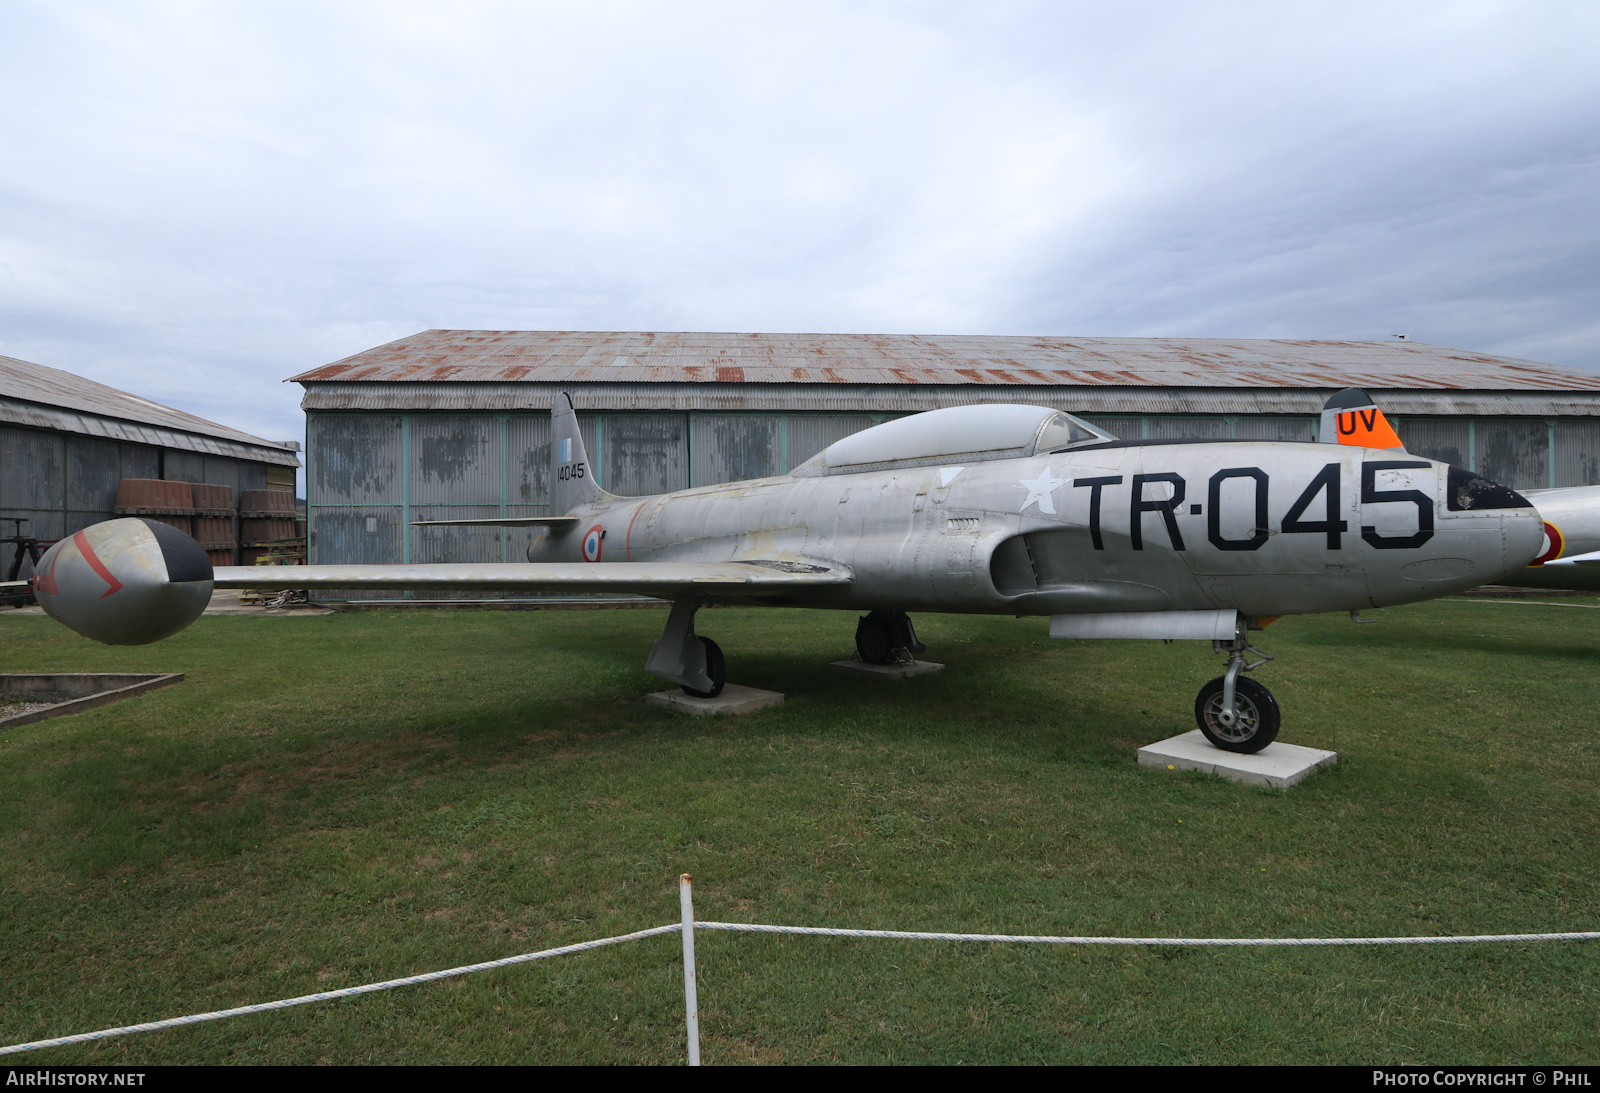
[0, 353, 301, 572]
[291, 330, 1600, 584]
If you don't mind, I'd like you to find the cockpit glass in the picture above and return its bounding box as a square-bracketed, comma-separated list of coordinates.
[1034, 412, 1112, 453]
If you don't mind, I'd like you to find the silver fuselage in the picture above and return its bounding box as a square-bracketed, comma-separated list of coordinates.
[535, 440, 1544, 618]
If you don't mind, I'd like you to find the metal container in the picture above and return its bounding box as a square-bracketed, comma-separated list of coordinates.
[190, 482, 235, 515]
[239, 489, 296, 516]
[192, 516, 236, 550]
[114, 479, 193, 515]
[142, 514, 193, 536]
[241, 517, 299, 544]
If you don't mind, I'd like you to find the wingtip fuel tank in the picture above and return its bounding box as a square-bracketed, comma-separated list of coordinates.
[33, 518, 213, 645]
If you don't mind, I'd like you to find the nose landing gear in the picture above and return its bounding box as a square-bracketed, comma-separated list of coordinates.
[1195, 637, 1279, 752]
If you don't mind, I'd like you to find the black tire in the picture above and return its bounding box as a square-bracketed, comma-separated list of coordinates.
[1194, 675, 1280, 753]
[681, 636, 726, 698]
[855, 615, 897, 664]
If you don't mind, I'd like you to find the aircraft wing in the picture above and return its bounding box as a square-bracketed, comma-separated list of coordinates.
[211, 560, 854, 597]
[409, 516, 582, 528]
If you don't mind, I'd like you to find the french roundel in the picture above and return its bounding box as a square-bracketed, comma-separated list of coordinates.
[1531, 521, 1564, 567]
[582, 524, 603, 562]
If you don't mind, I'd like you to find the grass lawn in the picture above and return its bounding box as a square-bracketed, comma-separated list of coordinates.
[0, 597, 1597, 1065]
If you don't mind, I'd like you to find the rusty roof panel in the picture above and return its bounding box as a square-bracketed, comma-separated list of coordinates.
[297, 381, 1600, 419]
[1, 395, 302, 465]
[290, 331, 1600, 393]
[0, 353, 300, 463]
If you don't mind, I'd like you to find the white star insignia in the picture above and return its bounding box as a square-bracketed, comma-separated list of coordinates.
[1017, 471, 1066, 515]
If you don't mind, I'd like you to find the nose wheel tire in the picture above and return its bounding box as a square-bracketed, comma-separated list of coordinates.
[1194, 675, 1280, 753]
[681, 636, 726, 699]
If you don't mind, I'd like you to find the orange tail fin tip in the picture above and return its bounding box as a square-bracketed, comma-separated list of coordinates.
[1319, 388, 1405, 450]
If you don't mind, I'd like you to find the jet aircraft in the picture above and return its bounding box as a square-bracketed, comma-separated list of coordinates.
[26, 391, 1545, 754]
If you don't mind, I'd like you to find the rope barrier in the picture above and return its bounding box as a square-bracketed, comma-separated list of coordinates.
[4, 882, 1598, 1060]
[694, 922, 1600, 947]
[1449, 599, 1600, 610]
[0, 923, 682, 1057]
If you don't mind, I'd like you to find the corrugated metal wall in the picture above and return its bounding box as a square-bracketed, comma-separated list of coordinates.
[307, 410, 886, 594]
[1397, 417, 1577, 491]
[1081, 413, 1571, 491]
[1076, 414, 1317, 442]
[305, 409, 1600, 596]
[0, 423, 272, 580]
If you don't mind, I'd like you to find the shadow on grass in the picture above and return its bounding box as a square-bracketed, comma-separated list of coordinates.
[3, 605, 1599, 1063]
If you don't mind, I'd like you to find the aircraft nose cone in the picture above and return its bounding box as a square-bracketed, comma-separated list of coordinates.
[34, 518, 213, 645]
[1436, 465, 1545, 583]
[1502, 505, 1546, 575]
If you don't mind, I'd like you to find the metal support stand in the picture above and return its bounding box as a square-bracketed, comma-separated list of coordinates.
[680, 874, 700, 1067]
[646, 598, 712, 693]
[1211, 636, 1273, 730]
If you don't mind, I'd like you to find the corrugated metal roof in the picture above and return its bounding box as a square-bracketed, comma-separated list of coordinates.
[0, 354, 300, 466]
[298, 381, 1600, 418]
[290, 331, 1600, 392]
[0, 396, 301, 465]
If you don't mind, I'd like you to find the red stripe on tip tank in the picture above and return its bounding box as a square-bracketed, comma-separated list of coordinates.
[73, 532, 125, 598]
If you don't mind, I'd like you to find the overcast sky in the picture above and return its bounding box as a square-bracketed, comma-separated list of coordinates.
[2, 1, 1597, 456]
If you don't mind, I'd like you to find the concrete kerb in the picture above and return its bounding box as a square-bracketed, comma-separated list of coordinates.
[0, 674, 185, 731]
[4, 876, 1597, 1063]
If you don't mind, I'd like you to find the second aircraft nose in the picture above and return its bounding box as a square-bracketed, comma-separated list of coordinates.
[1443, 465, 1544, 580]
[1499, 501, 1547, 574]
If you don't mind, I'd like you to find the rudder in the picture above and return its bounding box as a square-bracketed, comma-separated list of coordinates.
[1318, 388, 1405, 450]
[551, 393, 611, 513]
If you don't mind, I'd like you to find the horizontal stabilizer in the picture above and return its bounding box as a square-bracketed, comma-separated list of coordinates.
[1542, 549, 1600, 568]
[409, 516, 581, 528]
[1050, 609, 1241, 640]
[212, 560, 853, 596]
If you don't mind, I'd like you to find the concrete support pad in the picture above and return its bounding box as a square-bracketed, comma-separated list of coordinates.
[829, 659, 945, 679]
[645, 683, 784, 716]
[1138, 730, 1336, 790]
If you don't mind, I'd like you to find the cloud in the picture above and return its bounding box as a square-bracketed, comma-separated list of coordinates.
[0, 0, 1596, 460]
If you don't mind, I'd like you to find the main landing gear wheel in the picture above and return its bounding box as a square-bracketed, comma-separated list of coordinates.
[1194, 675, 1280, 753]
[855, 610, 925, 665]
[681, 636, 726, 699]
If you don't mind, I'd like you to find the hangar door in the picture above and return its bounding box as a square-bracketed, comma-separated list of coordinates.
[307, 412, 556, 573]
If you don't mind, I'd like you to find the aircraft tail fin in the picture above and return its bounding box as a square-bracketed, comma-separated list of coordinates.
[551, 393, 613, 513]
[1318, 388, 1405, 450]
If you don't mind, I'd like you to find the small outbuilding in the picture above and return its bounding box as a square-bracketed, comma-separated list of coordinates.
[0, 353, 301, 573]
[291, 331, 1600, 581]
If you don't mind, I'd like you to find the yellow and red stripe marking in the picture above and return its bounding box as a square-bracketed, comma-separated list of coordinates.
[1530, 521, 1564, 566]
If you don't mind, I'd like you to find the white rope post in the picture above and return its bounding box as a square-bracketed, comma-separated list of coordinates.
[679, 874, 701, 1066]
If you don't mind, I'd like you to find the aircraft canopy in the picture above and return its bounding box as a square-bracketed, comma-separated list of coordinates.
[799, 404, 1114, 475]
